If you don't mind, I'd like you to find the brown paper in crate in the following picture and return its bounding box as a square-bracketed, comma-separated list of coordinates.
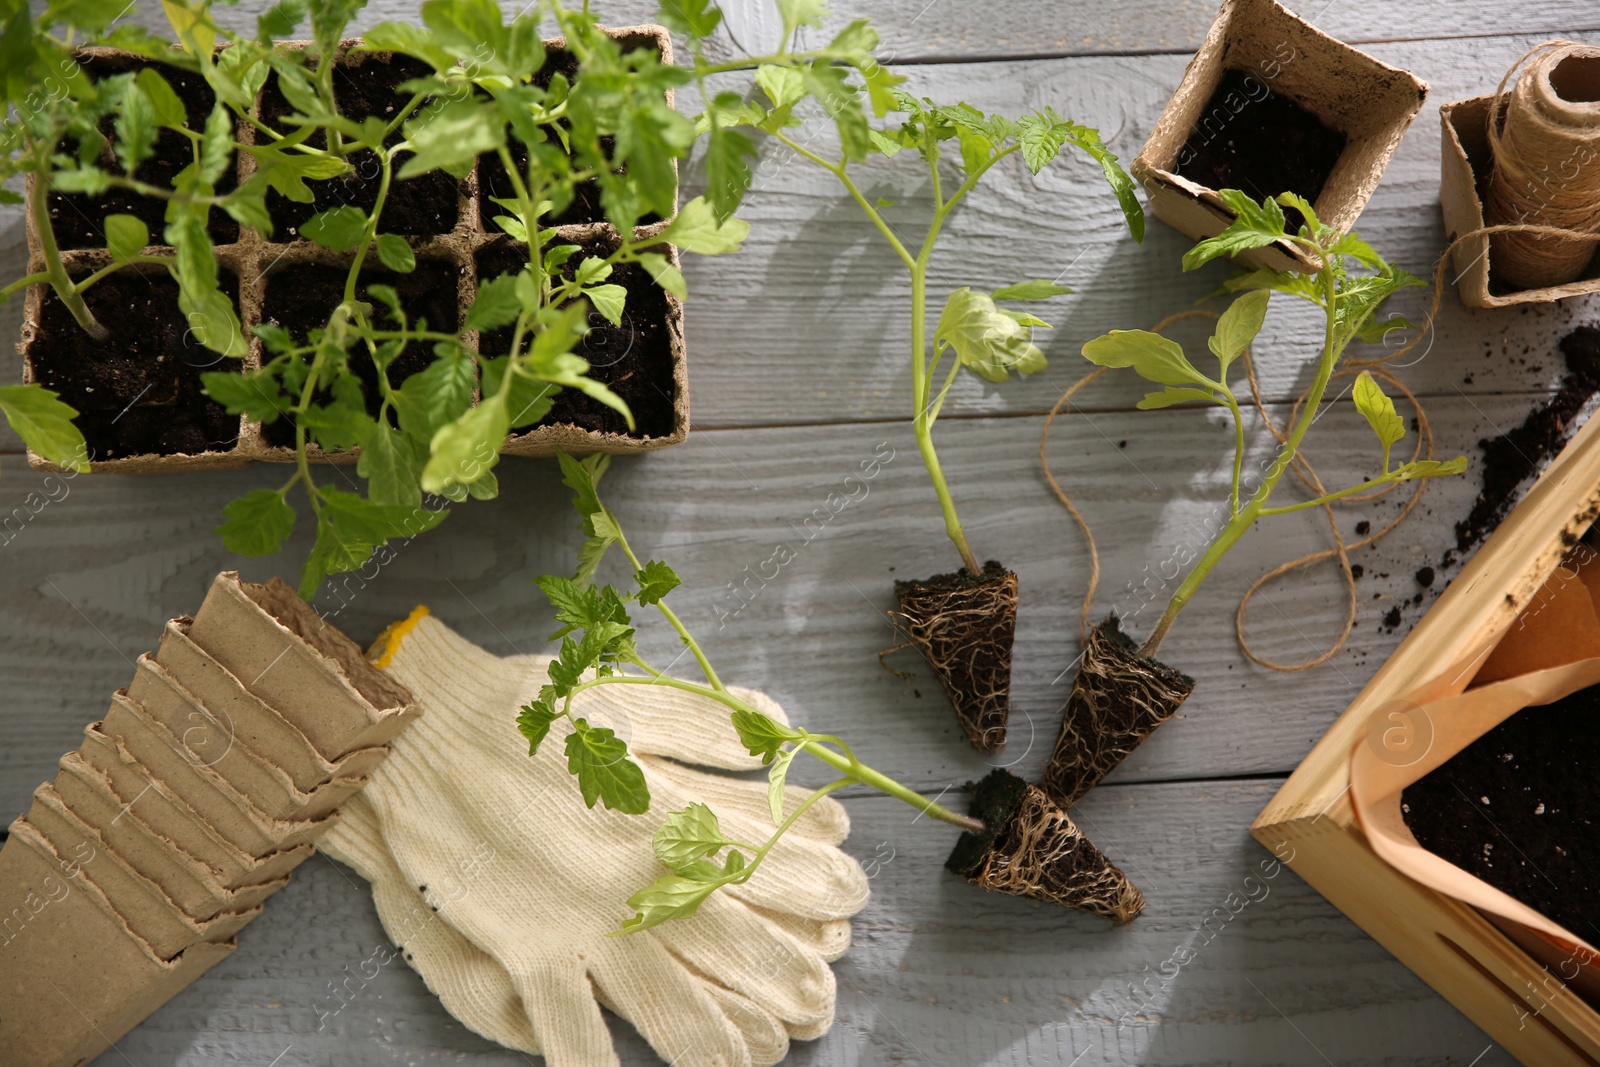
[1350, 563, 1600, 1002]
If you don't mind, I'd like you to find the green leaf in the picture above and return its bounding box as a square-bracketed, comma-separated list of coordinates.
[933, 288, 1048, 384]
[104, 214, 149, 264]
[1135, 387, 1217, 410]
[516, 699, 561, 755]
[1393, 457, 1469, 480]
[203, 368, 291, 424]
[1182, 191, 1288, 271]
[300, 485, 447, 598]
[1062, 119, 1144, 242]
[115, 80, 156, 175]
[136, 68, 187, 129]
[757, 64, 804, 110]
[659, 197, 750, 255]
[1080, 329, 1214, 389]
[777, 0, 826, 38]
[654, 0, 721, 37]
[301, 206, 369, 252]
[635, 252, 685, 301]
[991, 279, 1072, 301]
[634, 560, 680, 606]
[357, 422, 424, 508]
[703, 121, 755, 224]
[1353, 370, 1405, 458]
[375, 233, 416, 273]
[421, 397, 508, 496]
[217, 489, 295, 556]
[167, 210, 247, 358]
[621, 871, 722, 933]
[802, 62, 870, 162]
[199, 104, 233, 186]
[480, 356, 557, 429]
[1331, 231, 1383, 268]
[162, 0, 217, 55]
[565, 718, 650, 814]
[1276, 192, 1322, 236]
[582, 284, 627, 327]
[767, 747, 796, 824]
[558, 449, 609, 522]
[393, 354, 474, 442]
[731, 708, 803, 762]
[465, 272, 526, 331]
[0, 385, 88, 472]
[653, 803, 731, 872]
[1208, 289, 1269, 376]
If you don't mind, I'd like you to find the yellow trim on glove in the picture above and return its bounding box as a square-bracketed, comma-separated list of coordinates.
[369, 605, 432, 668]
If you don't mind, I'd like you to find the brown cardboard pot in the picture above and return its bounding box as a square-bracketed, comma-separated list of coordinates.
[1132, 0, 1428, 271]
[0, 823, 238, 1067]
[19, 27, 687, 474]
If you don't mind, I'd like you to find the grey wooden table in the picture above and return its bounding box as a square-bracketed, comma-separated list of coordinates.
[4, 1, 1600, 1063]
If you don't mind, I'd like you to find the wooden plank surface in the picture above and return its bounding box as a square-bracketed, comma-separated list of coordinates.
[92, 783, 1520, 1066]
[2, 1, 1598, 1064]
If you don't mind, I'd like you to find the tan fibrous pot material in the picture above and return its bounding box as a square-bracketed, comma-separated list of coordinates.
[0, 569, 421, 1065]
[1484, 42, 1600, 291]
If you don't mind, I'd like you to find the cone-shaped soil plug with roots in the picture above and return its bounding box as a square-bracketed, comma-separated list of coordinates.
[1038, 196, 1469, 807]
[1042, 616, 1194, 806]
[892, 561, 1019, 752]
[946, 769, 1145, 923]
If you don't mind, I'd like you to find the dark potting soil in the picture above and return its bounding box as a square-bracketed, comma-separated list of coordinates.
[49, 56, 238, 250]
[258, 54, 461, 239]
[258, 260, 462, 448]
[1175, 67, 1347, 235]
[893, 559, 1010, 598]
[474, 237, 677, 438]
[26, 270, 242, 458]
[1402, 683, 1600, 941]
[946, 768, 1028, 877]
[1455, 326, 1600, 553]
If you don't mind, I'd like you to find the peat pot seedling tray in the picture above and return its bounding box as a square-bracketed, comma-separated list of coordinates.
[1253, 409, 1600, 1066]
[18, 27, 686, 473]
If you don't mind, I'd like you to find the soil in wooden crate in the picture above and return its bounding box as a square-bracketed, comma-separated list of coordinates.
[1176, 67, 1347, 235]
[49, 56, 239, 250]
[474, 238, 677, 438]
[258, 259, 462, 447]
[1402, 685, 1600, 940]
[28, 270, 242, 458]
[891, 561, 1018, 753]
[1455, 326, 1600, 553]
[258, 54, 461, 239]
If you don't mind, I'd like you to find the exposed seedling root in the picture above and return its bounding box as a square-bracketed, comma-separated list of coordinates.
[1041, 616, 1194, 807]
[946, 769, 1145, 923]
[890, 561, 1018, 753]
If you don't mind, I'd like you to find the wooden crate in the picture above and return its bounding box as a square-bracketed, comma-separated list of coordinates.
[1252, 410, 1600, 1067]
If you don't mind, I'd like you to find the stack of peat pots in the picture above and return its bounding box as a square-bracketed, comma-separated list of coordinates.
[0, 571, 419, 1067]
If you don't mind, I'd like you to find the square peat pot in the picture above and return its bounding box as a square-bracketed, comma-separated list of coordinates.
[1253, 409, 1600, 1066]
[1440, 94, 1600, 309]
[17, 26, 685, 474]
[1132, 0, 1428, 272]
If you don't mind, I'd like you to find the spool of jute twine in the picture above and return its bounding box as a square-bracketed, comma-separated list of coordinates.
[1485, 40, 1600, 291]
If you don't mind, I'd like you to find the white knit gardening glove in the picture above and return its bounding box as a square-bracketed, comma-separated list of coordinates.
[319, 614, 868, 1067]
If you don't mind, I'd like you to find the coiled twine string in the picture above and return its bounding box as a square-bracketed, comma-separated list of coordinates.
[1484, 40, 1600, 290]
